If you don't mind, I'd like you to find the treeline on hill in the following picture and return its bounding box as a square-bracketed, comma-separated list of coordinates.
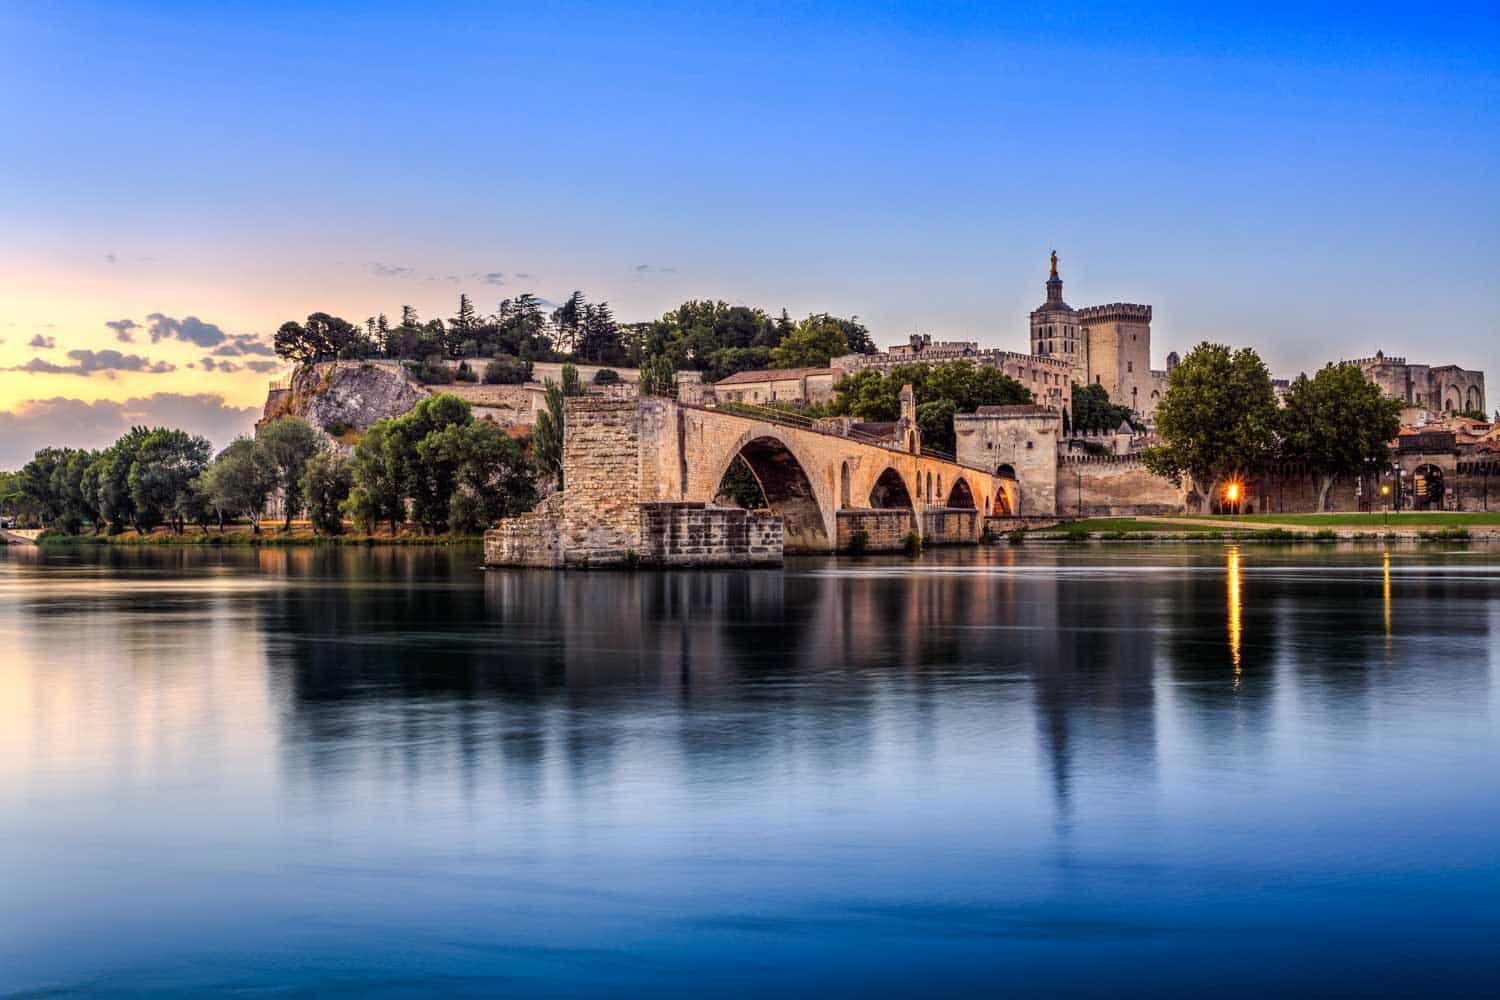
[5, 396, 534, 538]
[273, 292, 878, 383]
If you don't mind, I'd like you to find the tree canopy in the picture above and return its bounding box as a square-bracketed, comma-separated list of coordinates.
[824, 361, 1032, 453]
[1278, 362, 1403, 510]
[1142, 342, 1280, 495]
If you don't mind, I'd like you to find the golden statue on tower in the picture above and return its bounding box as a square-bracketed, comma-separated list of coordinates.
[1049, 249, 1058, 278]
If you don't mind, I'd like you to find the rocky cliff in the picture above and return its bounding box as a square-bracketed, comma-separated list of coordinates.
[259, 361, 427, 449]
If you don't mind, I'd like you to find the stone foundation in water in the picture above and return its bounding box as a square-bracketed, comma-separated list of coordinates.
[485, 500, 783, 569]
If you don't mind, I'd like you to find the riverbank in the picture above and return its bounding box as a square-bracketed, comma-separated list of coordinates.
[31, 523, 483, 547]
[1016, 512, 1500, 543]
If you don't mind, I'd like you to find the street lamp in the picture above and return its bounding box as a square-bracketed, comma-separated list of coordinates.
[1224, 481, 1242, 518]
[1381, 483, 1391, 527]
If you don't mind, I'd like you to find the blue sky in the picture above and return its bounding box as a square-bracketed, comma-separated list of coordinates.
[0, 1, 1496, 456]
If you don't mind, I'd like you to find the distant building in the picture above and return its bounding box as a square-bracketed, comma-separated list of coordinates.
[833, 335, 1072, 416]
[1029, 252, 1166, 418]
[713, 367, 838, 406]
[1352, 350, 1485, 415]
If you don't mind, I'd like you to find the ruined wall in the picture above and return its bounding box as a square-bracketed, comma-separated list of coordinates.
[484, 494, 564, 567]
[1055, 456, 1185, 517]
[559, 397, 644, 566]
[639, 503, 782, 566]
[836, 509, 913, 551]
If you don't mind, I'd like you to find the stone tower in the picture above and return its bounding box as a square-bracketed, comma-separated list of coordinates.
[1079, 302, 1153, 417]
[1030, 252, 1085, 386]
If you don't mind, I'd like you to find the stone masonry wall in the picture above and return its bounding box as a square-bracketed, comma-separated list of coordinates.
[560, 397, 644, 566]
[1056, 457, 1185, 517]
[484, 494, 563, 567]
[922, 509, 982, 544]
[836, 509, 913, 551]
[639, 503, 782, 566]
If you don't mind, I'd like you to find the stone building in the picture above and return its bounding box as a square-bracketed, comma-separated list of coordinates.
[1351, 351, 1485, 415]
[953, 404, 1061, 515]
[832, 336, 1072, 415]
[712, 367, 838, 406]
[1029, 252, 1167, 419]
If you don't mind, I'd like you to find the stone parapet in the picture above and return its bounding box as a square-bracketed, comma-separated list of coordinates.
[639, 502, 782, 566]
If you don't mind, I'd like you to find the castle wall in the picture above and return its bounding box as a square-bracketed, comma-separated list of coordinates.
[954, 410, 1060, 516]
[1055, 455, 1185, 517]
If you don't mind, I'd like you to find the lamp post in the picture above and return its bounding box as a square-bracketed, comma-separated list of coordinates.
[1224, 481, 1242, 519]
[1381, 483, 1391, 527]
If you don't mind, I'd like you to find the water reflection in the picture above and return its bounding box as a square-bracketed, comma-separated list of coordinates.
[1, 544, 1498, 996]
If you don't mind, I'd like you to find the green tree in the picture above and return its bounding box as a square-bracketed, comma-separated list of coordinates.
[1070, 383, 1135, 434]
[128, 428, 212, 534]
[449, 293, 478, 356]
[301, 451, 353, 535]
[256, 417, 323, 530]
[93, 427, 153, 534]
[531, 364, 586, 488]
[824, 361, 1031, 453]
[577, 301, 626, 365]
[483, 354, 532, 385]
[770, 315, 850, 369]
[637, 354, 677, 398]
[344, 421, 404, 535]
[200, 438, 274, 533]
[1278, 362, 1403, 511]
[551, 291, 585, 355]
[1142, 342, 1280, 502]
[423, 419, 535, 533]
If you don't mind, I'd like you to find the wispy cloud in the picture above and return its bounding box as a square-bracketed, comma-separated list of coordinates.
[634, 264, 677, 274]
[198, 357, 240, 373]
[368, 262, 415, 278]
[28, 334, 56, 350]
[476, 271, 506, 286]
[6, 349, 176, 377]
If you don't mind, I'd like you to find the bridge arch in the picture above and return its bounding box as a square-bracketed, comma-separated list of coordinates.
[946, 476, 976, 509]
[869, 467, 914, 510]
[710, 429, 834, 553]
[994, 463, 1019, 516]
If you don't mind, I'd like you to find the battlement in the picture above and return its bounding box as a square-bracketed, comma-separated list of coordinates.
[1078, 303, 1152, 323]
[1351, 353, 1407, 367]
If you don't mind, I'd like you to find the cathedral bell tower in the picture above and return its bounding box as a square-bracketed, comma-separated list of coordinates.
[1030, 250, 1085, 387]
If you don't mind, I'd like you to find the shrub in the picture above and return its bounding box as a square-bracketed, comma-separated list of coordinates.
[1007, 528, 1026, 545]
[903, 531, 923, 555]
[847, 528, 869, 555]
[404, 357, 453, 385]
[1418, 527, 1470, 541]
[1312, 528, 1339, 542]
[454, 361, 479, 383]
[483, 355, 532, 385]
[593, 368, 621, 386]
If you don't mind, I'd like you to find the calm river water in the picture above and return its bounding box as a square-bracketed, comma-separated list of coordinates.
[2, 543, 1497, 996]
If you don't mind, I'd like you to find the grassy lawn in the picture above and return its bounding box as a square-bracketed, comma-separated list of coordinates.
[1042, 518, 1258, 534]
[1157, 512, 1500, 527]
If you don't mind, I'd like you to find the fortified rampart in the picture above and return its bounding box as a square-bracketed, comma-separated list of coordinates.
[1055, 455, 1186, 517]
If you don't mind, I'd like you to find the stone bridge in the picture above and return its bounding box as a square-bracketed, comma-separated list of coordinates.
[486, 395, 1002, 567]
